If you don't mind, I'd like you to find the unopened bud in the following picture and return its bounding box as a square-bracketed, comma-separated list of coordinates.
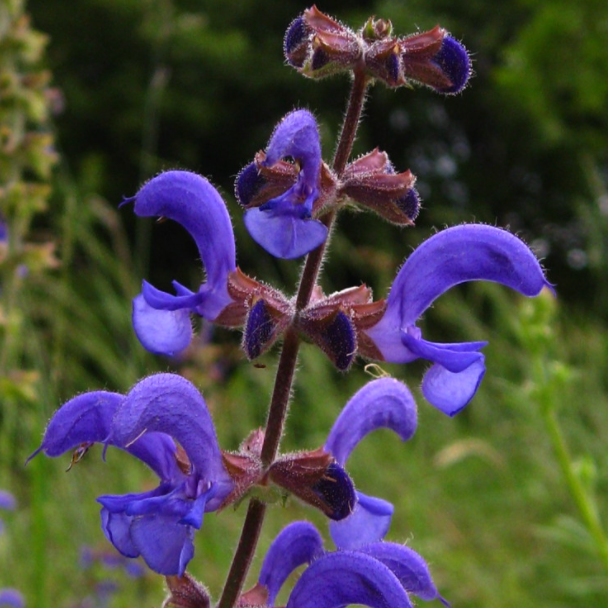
[340, 150, 420, 224]
[269, 448, 356, 520]
[284, 7, 361, 79]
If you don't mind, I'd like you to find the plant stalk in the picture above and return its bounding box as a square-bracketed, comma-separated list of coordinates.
[216, 69, 370, 608]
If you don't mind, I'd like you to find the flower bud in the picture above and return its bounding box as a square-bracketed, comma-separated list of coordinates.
[340, 149, 420, 225]
[269, 448, 356, 520]
[284, 7, 361, 79]
[400, 25, 471, 94]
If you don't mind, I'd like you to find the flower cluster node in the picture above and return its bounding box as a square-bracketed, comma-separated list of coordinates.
[163, 573, 210, 608]
[284, 6, 471, 94]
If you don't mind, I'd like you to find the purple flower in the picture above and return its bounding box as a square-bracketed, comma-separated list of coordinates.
[30, 373, 232, 576]
[235, 110, 328, 259]
[0, 590, 24, 608]
[363, 224, 553, 416]
[324, 378, 418, 549]
[0, 490, 16, 536]
[248, 521, 447, 608]
[122, 171, 237, 356]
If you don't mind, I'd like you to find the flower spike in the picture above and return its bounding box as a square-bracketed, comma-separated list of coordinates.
[236, 109, 328, 259]
[363, 224, 553, 415]
[123, 170, 237, 355]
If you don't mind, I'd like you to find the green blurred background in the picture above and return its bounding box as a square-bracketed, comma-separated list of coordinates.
[1, 0, 608, 606]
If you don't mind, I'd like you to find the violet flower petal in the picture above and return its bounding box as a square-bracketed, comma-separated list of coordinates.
[259, 521, 324, 605]
[286, 551, 414, 608]
[366, 225, 552, 362]
[132, 293, 192, 356]
[110, 373, 232, 509]
[329, 492, 393, 550]
[129, 512, 195, 576]
[244, 110, 327, 259]
[325, 378, 418, 466]
[100, 508, 139, 558]
[359, 542, 449, 606]
[421, 358, 486, 416]
[244, 207, 327, 259]
[130, 171, 235, 311]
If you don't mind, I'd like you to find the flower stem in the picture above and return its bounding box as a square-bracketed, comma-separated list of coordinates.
[216, 68, 370, 608]
[538, 373, 608, 574]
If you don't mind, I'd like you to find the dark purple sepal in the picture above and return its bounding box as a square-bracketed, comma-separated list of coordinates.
[243, 297, 291, 360]
[234, 161, 267, 208]
[258, 521, 324, 605]
[431, 36, 471, 95]
[284, 15, 312, 68]
[285, 551, 414, 608]
[359, 542, 450, 606]
[269, 448, 356, 521]
[400, 26, 471, 94]
[365, 38, 403, 87]
[292, 6, 361, 80]
[298, 284, 385, 370]
[27, 391, 123, 461]
[297, 307, 357, 371]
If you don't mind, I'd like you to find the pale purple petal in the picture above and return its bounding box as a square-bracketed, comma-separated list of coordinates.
[366, 225, 552, 361]
[330, 492, 393, 550]
[421, 358, 486, 416]
[286, 552, 414, 608]
[259, 521, 324, 605]
[111, 374, 232, 505]
[325, 378, 417, 466]
[129, 513, 195, 576]
[244, 207, 327, 260]
[100, 508, 139, 558]
[132, 293, 192, 357]
[359, 542, 449, 605]
[129, 170, 235, 319]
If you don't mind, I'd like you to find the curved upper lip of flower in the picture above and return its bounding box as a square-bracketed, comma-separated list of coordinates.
[362, 224, 553, 414]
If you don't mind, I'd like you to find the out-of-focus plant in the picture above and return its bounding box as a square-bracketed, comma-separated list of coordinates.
[0, 0, 58, 408]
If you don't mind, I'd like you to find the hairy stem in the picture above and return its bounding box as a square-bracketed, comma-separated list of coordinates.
[217, 69, 370, 608]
